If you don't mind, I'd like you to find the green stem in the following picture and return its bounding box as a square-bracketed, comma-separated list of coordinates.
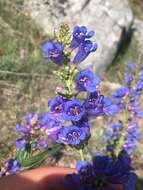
[79, 149, 84, 161]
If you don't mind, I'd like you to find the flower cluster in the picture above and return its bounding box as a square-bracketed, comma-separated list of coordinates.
[0, 25, 142, 190]
[67, 152, 137, 190]
[42, 25, 97, 65]
[104, 63, 142, 156]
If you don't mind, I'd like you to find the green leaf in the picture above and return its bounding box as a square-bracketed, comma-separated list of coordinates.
[21, 144, 62, 169]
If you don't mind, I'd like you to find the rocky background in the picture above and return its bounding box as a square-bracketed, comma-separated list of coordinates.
[0, 0, 143, 189]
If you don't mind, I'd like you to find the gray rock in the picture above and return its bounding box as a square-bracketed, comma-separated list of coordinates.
[24, 0, 133, 73]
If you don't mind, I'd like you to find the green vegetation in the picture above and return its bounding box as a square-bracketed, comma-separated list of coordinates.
[129, 0, 143, 20]
[0, 0, 55, 79]
[0, 0, 59, 160]
[107, 38, 139, 82]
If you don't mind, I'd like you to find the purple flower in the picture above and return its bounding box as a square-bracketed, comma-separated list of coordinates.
[25, 113, 39, 127]
[112, 87, 128, 99]
[103, 97, 119, 116]
[16, 138, 28, 150]
[4, 159, 21, 174]
[74, 115, 90, 128]
[127, 63, 136, 70]
[84, 92, 104, 116]
[123, 122, 140, 155]
[135, 81, 143, 92]
[58, 125, 89, 146]
[104, 121, 123, 145]
[73, 40, 97, 64]
[0, 172, 4, 177]
[76, 69, 100, 92]
[106, 153, 132, 184]
[16, 123, 30, 134]
[76, 161, 93, 188]
[93, 154, 112, 176]
[70, 26, 95, 49]
[73, 153, 137, 190]
[124, 72, 133, 85]
[84, 94, 118, 117]
[39, 113, 62, 141]
[138, 74, 143, 81]
[123, 173, 137, 190]
[123, 139, 137, 155]
[111, 122, 123, 131]
[62, 100, 85, 121]
[42, 42, 64, 65]
[37, 139, 48, 148]
[48, 96, 65, 115]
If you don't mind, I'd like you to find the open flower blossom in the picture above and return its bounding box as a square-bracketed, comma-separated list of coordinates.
[84, 92, 118, 117]
[42, 41, 64, 65]
[4, 159, 21, 174]
[39, 113, 62, 141]
[84, 92, 104, 116]
[76, 69, 100, 92]
[48, 96, 65, 115]
[62, 99, 85, 121]
[58, 125, 90, 146]
[70, 25, 95, 49]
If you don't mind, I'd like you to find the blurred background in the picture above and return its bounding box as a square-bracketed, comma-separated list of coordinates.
[0, 0, 143, 189]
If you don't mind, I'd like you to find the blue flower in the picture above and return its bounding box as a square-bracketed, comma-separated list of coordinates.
[37, 139, 48, 148]
[16, 122, 30, 134]
[58, 125, 89, 146]
[16, 138, 28, 150]
[39, 113, 62, 141]
[42, 41, 64, 65]
[62, 99, 85, 121]
[123, 139, 137, 155]
[138, 74, 143, 81]
[70, 26, 95, 49]
[84, 92, 104, 116]
[104, 121, 123, 145]
[4, 159, 21, 174]
[76, 161, 92, 173]
[112, 87, 128, 99]
[124, 72, 133, 84]
[127, 63, 136, 70]
[74, 115, 90, 128]
[135, 81, 143, 92]
[76, 161, 93, 188]
[0, 172, 4, 177]
[134, 111, 143, 118]
[123, 172, 137, 190]
[103, 97, 119, 116]
[48, 96, 65, 115]
[84, 94, 118, 117]
[76, 69, 100, 92]
[111, 122, 123, 131]
[25, 113, 39, 126]
[73, 40, 97, 64]
[92, 154, 112, 176]
[123, 122, 140, 155]
[106, 153, 132, 184]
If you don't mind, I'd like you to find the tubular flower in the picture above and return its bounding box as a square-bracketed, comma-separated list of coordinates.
[42, 41, 64, 65]
[62, 99, 85, 121]
[73, 40, 97, 64]
[76, 69, 100, 92]
[70, 25, 95, 49]
[58, 125, 89, 146]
